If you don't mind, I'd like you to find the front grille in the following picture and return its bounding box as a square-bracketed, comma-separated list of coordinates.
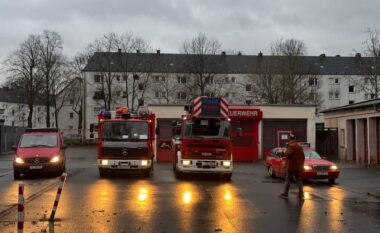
[313, 165, 330, 171]
[24, 157, 50, 164]
[102, 147, 148, 157]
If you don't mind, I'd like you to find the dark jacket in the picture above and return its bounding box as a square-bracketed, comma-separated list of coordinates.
[284, 141, 305, 172]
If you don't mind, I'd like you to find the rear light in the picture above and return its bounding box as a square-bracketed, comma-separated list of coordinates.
[330, 165, 338, 170]
[304, 165, 312, 171]
[15, 157, 24, 164]
[101, 160, 109, 165]
[50, 156, 60, 163]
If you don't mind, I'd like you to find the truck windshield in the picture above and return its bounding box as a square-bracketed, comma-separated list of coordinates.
[102, 121, 148, 141]
[19, 135, 58, 148]
[183, 119, 230, 139]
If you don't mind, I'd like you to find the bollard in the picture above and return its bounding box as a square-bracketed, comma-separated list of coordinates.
[49, 173, 67, 221]
[17, 184, 25, 233]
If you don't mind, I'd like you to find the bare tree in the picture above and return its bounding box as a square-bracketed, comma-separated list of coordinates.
[357, 29, 380, 99]
[3, 34, 42, 127]
[38, 30, 65, 127]
[271, 38, 317, 104]
[181, 33, 222, 98]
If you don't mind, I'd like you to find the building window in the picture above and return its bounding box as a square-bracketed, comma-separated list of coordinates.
[69, 98, 74, 105]
[177, 76, 186, 84]
[328, 78, 334, 84]
[69, 125, 74, 130]
[69, 112, 74, 119]
[349, 100, 354, 104]
[93, 91, 104, 100]
[349, 85, 354, 93]
[123, 75, 128, 81]
[12, 110, 14, 116]
[154, 75, 160, 82]
[365, 93, 369, 100]
[37, 107, 40, 112]
[94, 75, 103, 83]
[0, 109, 4, 114]
[224, 77, 229, 83]
[177, 92, 187, 100]
[115, 75, 120, 81]
[335, 91, 340, 99]
[328, 91, 334, 99]
[204, 77, 213, 84]
[335, 78, 340, 84]
[204, 92, 214, 97]
[309, 77, 318, 86]
[246, 84, 252, 92]
[231, 77, 236, 83]
[12, 121, 14, 126]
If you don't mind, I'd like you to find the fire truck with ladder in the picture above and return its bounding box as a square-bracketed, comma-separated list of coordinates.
[172, 97, 240, 180]
[97, 107, 156, 177]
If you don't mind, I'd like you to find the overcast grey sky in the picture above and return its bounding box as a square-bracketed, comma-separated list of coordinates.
[0, 0, 379, 81]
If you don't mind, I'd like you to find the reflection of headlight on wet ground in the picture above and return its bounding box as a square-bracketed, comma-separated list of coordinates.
[224, 190, 232, 201]
[138, 188, 148, 202]
[183, 191, 192, 204]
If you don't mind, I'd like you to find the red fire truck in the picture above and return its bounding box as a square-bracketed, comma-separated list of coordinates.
[97, 107, 156, 177]
[172, 97, 239, 180]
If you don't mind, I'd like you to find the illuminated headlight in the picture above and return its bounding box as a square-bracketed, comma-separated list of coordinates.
[330, 165, 338, 170]
[223, 161, 231, 167]
[141, 160, 148, 166]
[101, 160, 109, 165]
[15, 157, 24, 164]
[304, 165, 312, 171]
[182, 160, 191, 166]
[50, 156, 60, 163]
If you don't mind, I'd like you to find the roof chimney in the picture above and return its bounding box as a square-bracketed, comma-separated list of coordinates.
[238, 51, 242, 56]
[157, 50, 160, 54]
[336, 54, 341, 57]
[355, 53, 361, 58]
[320, 53, 326, 58]
[258, 51, 263, 57]
[118, 48, 121, 53]
[221, 51, 226, 56]
[136, 49, 140, 54]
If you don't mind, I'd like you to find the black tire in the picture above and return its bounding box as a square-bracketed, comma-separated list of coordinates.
[13, 171, 21, 180]
[221, 173, 232, 181]
[268, 166, 276, 178]
[328, 178, 335, 184]
[99, 168, 108, 178]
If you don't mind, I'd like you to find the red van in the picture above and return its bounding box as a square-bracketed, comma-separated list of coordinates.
[13, 128, 68, 179]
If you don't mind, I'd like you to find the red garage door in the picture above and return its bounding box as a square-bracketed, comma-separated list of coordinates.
[231, 119, 260, 161]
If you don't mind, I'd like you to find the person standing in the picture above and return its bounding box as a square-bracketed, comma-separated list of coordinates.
[279, 134, 305, 199]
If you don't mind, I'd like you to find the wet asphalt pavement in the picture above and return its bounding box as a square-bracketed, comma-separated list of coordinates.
[0, 146, 379, 233]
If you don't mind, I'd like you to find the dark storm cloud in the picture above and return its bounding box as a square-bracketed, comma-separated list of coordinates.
[1, 0, 380, 82]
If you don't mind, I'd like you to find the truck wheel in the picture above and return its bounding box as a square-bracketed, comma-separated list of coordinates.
[13, 171, 21, 180]
[99, 168, 108, 178]
[328, 178, 335, 184]
[221, 173, 232, 181]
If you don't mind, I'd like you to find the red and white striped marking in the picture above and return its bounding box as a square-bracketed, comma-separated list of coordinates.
[17, 184, 24, 233]
[49, 173, 67, 221]
[192, 97, 229, 118]
[220, 98, 229, 118]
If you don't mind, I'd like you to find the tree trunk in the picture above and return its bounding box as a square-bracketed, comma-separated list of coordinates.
[27, 104, 33, 128]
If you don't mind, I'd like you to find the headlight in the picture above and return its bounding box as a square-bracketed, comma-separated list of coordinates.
[304, 165, 312, 171]
[141, 160, 148, 166]
[223, 161, 231, 167]
[101, 160, 108, 165]
[182, 160, 191, 166]
[50, 156, 60, 163]
[330, 165, 338, 170]
[15, 157, 24, 164]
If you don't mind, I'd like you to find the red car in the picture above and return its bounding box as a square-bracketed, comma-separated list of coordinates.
[12, 128, 68, 179]
[265, 147, 340, 183]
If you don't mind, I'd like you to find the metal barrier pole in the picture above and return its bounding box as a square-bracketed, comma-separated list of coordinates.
[17, 184, 25, 233]
[49, 173, 67, 221]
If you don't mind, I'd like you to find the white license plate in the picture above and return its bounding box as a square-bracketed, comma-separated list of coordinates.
[29, 166, 43, 170]
[317, 171, 328, 176]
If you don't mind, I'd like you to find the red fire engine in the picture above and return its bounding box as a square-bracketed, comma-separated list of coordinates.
[172, 97, 240, 180]
[97, 107, 156, 177]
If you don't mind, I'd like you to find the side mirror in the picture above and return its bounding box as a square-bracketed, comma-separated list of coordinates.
[12, 145, 18, 151]
[61, 144, 68, 149]
[236, 128, 242, 137]
[155, 127, 160, 135]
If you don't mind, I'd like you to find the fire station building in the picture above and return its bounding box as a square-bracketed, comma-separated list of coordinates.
[149, 104, 316, 162]
[322, 98, 380, 165]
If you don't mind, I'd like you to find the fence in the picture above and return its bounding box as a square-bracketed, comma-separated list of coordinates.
[0, 125, 25, 154]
